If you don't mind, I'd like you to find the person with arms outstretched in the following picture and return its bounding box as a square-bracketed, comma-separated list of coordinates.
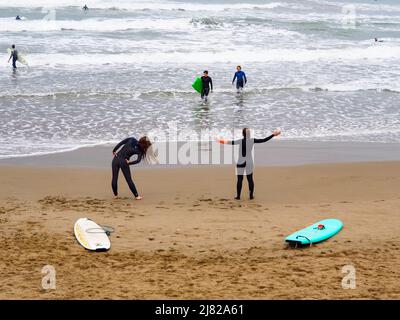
[232, 65, 247, 93]
[219, 128, 281, 200]
[111, 136, 152, 200]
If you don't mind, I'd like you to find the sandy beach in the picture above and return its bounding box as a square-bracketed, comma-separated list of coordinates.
[1, 0, 400, 304]
[1, 158, 400, 299]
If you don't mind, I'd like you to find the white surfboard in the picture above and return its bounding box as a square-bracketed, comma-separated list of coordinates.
[7, 48, 28, 66]
[74, 218, 111, 251]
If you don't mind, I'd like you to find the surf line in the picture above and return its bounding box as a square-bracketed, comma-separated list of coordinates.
[155, 304, 190, 318]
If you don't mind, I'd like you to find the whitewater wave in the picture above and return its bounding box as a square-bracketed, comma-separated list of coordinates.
[312, 0, 400, 13]
[1, 83, 399, 100]
[15, 45, 400, 67]
[1, 0, 288, 11]
[0, 17, 191, 32]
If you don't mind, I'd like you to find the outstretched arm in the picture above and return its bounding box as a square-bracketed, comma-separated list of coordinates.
[113, 138, 130, 154]
[218, 139, 240, 145]
[254, 129, 281, 143]
[254, 135, 274, 144]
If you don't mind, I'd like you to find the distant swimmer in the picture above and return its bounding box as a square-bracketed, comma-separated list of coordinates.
[7, 44, 18, 69]
[218, 128, 281, 200]
[83, 4, 89, 11]
[201, 70, 213, 102]
[15, 15, 21, 20]
[111, 136, 152, 200]
[375, 38, 384, 43]
[232, 65, 247, 93]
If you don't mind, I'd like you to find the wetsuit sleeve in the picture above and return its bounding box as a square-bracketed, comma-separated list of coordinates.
[210, 78, 213, 91]
[254, 134, 274, 143]
[218, 139, 240, 145]
[128, 155, 142, 166]
[232, 72, 237, 84]
[113, 138, 130, 153]
[243, 72, 247, 84]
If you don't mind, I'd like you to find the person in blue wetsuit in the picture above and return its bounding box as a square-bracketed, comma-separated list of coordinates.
[111, 136, 152, 200]
[232, 66, 247, 92]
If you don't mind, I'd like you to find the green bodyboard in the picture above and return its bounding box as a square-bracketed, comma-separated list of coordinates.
[192, 77, 202, 93]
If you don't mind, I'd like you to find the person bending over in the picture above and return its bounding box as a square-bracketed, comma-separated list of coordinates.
[111, 136, 152, 200]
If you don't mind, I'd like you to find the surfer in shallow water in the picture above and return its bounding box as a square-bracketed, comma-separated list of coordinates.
[7, 44, 18, 69]
[201, 70, 213, 102]
[232, 65, 247, 93]
[219, 128, 281, 200]
[111, 136, 152, 200]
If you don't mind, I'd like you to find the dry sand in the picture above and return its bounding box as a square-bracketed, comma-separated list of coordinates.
[1, 162, 400, 299]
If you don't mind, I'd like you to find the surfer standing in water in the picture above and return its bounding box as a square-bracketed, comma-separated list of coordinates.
[7, 44, 18, 69]
[201, 70, 213, 102]
[219, 128, 281, 200]
[232, 66, 247, 93]
[111, 136, 152, 200]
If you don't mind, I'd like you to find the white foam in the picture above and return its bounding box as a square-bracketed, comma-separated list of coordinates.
[311, 0, 400, 13]
[0, 17, 191, 32]
[22, 44, 400, 67]
[1, 0, 288, 11]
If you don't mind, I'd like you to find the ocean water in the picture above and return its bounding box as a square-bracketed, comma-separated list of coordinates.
[0, 0, 399, 158]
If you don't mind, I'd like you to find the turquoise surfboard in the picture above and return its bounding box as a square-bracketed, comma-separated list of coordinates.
[285, 219, 343, 246]
[192, 77, 202, 93]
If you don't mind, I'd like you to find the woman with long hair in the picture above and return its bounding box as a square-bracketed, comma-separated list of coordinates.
[111, 136, 152, 200]
[219, 128, 281, 200]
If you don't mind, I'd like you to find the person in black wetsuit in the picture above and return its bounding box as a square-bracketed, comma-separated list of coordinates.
[201, 70, 213, 102]
[111, 136, 152, 200]
[7, 44, 18, 69]
[219, 128, 281, 200]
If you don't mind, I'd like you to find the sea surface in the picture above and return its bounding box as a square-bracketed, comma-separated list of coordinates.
[0, 0, 399, 158]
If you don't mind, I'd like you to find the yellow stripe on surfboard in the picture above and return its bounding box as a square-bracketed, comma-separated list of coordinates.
[74, 224, 90, 249]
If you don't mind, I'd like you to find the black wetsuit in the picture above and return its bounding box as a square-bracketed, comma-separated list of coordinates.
[10, 49, 18, 69]
[229, 134, 274, 199]
[201, 76, 213, 99]
[111, 137, 143, 197]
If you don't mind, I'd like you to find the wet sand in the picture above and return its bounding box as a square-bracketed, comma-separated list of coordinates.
[2, 140, 400, 168]
[1, 161, 400, 299]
